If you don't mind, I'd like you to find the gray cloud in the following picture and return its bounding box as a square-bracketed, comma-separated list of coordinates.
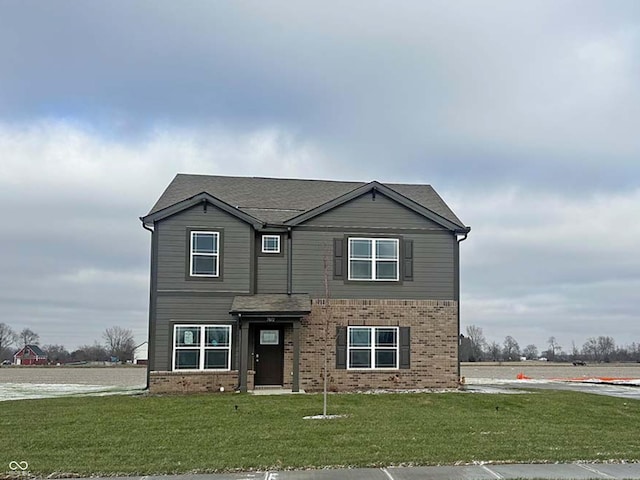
[0, 1, 639, 351]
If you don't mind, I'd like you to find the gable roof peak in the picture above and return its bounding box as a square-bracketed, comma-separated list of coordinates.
[143, 173, 468, 231]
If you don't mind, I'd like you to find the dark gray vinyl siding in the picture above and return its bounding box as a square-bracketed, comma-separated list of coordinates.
[291, 192, 455, 299]
[301, 191, 446, 230]
[257, 249, 288, 294]
[155, 204, 251, 292]
[153, 295, 236, 371]
[292, 229, 455, 299]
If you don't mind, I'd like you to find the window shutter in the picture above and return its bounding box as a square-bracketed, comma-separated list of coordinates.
[336, 326, 347, 369]
[399, 327, 411, 369]
[334, 238, 344, 279]
[403, 239, 413, 281]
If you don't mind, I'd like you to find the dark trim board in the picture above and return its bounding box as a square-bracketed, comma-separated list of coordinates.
[142, 192, 264, 229]
[293, 225, 455, 234]
[157, 290, 250, 297]
[285, 182, 469, 232]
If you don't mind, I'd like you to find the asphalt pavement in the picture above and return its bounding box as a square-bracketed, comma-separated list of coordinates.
[71, 463, 640, 480]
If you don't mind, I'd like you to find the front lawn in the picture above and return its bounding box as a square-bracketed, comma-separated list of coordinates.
[1, 390, 638, 476]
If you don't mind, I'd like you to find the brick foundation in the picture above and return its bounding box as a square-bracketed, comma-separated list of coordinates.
[149, 371, 238, 393]
[299, 299, 458, 392]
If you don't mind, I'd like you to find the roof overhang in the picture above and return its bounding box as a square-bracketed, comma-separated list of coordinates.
[230, 294, 311, 317]
[141, 192, 264, 229]
[284, 181, 470, 233]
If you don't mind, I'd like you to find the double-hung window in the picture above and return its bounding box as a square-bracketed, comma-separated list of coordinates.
[348, 238, 399, 281]
[347, 326, 399, 369]
[173, 325, 231, 371]
[190, 231, 219, 277]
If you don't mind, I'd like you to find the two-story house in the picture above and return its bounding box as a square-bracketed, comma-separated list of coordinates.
[141, 174, 470, 393]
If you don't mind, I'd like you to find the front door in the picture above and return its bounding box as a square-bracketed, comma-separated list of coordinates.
[254, 327, 284, 386]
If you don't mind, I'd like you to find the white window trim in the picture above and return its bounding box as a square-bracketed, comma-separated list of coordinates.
[261, 234, 281, 254]
[172, 324, 232, 371]
[190, 231, 220, 277]
[347, 237, 399, 281]
[347, 326, 399, 370]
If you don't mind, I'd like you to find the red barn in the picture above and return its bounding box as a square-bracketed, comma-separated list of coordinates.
[13, 345, 47, 365]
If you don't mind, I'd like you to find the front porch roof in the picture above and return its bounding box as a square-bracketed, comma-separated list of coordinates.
[230, 294, 311, 317]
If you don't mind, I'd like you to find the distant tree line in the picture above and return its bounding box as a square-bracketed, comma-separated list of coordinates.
[460, 325, 640, 363]
[0, 322, 137, 364]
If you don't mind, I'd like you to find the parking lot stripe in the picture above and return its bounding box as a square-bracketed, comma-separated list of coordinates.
[577, 464, 616, 478]
[481, 465, 504, 479]
[381, 467, 395, 480]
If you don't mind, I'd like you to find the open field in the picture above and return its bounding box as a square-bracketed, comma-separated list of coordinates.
[461, 362, 640, 382]
[1, 391, 639, 476]
[2, 363, 640, 401]
[4, 362, 639, 387]
[0, 365, 146, 386]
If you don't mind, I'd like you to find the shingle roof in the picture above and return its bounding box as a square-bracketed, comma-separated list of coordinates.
[18, 345, 46, 356]
[146, 174, 467, 229]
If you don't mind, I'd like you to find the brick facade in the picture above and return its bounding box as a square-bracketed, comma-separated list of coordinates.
[298, 299, 459, 392]
[149, 298, 458, 394]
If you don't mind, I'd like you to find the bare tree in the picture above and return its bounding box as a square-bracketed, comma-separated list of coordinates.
[502, 336, 521, 361]
[571, 340, 579, 360]
[582, 337, 598, 361]
[71, 343, 109, 362]
[596, 336, 615, 362]
[465, 325, 486, 361]
[42, 344, 70, 364]
[103, 326, 136, 362]
[487, 341, 501, 361]
[18, 328, 40, 347]
[522, 344, 538, 360]
[547, 336, 561, 361]
[0, 323, 16, 360]
[321, 250, 333, 417]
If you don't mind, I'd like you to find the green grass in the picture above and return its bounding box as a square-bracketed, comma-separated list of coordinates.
[1, 391, 639, 476]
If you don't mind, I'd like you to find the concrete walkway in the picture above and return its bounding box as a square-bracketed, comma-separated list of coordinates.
[73, 463, 640, 480]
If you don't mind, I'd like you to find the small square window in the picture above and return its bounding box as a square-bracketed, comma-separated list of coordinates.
[262, 235, 281, 254]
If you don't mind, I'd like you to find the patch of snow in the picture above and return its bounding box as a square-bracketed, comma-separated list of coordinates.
[465, 377, 552, 385]
[303, 414, 349, 420]
[0, 382, 145, 402]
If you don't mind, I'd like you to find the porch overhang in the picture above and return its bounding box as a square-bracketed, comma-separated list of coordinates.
[230, 294, 311, 317]
[231, 294, 310, 394]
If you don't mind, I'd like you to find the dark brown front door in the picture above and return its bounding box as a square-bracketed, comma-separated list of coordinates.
[254, 327, 284, 386]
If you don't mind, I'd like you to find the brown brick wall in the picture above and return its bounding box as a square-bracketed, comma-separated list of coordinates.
[150, 299, 458, 394]
[149, 371, 238, 393]
[299, 299, 459, 392]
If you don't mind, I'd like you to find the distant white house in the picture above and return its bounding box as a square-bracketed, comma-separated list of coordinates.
[133, 341, 148, 365]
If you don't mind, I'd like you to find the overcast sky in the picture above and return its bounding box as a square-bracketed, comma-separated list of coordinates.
[1, 1, 638, 354]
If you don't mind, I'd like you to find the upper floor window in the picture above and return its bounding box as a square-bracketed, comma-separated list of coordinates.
[173, 324, 231, 371]
[190, 231, 219, 277]
[262, 235, 281, 254]
[348, 238, 399, 281]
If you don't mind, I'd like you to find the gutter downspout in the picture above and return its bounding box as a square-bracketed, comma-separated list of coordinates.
[456, 230, 469, 384]
[141, 219, 155, 391]
[287, 227, 293, 296]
